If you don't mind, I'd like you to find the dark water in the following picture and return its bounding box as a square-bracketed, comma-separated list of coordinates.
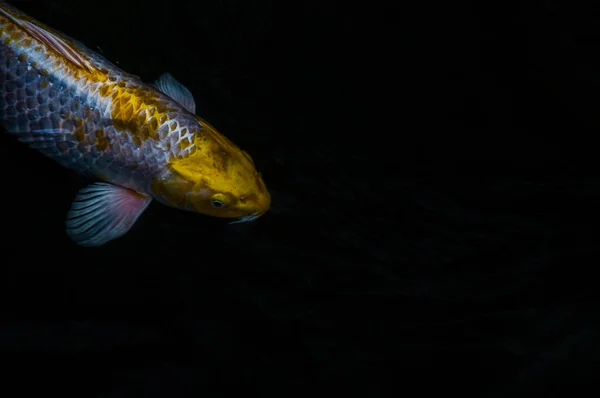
[1, 0, 599, 396]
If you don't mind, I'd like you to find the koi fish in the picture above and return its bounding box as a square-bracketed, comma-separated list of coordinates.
[0, 2, 270, 246]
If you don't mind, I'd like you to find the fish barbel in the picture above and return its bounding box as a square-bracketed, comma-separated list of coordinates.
[0, 2, 270, 246]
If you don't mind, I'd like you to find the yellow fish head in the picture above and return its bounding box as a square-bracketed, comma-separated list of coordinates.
[152, 125, 271, 223]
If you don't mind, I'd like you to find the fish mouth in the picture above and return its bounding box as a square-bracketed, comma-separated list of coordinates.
[228, 211, 264, 224]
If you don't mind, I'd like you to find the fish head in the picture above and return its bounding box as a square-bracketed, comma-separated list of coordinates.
[151, 122, 270, 223]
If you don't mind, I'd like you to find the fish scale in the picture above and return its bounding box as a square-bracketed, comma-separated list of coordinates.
[0, 3, 199, 192]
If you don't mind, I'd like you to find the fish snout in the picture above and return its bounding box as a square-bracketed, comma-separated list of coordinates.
[256, 190, 271, 216]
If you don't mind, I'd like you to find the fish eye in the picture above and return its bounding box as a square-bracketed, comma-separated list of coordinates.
[211, 199, 225, 208]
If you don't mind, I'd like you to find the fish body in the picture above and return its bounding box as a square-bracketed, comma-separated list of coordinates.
[0, 2, 270, 246]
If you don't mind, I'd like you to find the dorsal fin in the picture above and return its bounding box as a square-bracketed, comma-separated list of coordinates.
[0, 7, 96, 73]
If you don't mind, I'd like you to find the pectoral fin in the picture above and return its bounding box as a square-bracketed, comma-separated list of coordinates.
[154, 73, 196, 114]
[18, 128, 75, 158]
[66, 183, 151, 247]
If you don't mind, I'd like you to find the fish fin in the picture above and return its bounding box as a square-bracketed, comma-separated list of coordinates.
[66, 183, 152, 247]
[154, 73, 196, 114]
[17, 128, 75, 158]
[0, 7, 96, 73]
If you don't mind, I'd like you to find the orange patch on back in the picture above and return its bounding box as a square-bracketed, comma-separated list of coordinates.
[95, 129, 109, 150]
[102, 82, 174, 146]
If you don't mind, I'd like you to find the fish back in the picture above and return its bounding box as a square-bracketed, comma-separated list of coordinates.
[0, 3, 186, 191]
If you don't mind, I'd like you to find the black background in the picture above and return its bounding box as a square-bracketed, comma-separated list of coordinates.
[1, 0, 600, 396]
